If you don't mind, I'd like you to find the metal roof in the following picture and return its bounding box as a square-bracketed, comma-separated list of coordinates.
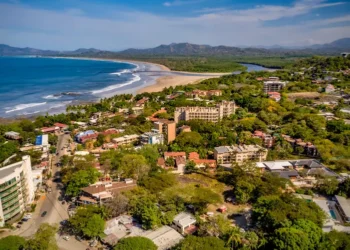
[335, 195, 350, 218]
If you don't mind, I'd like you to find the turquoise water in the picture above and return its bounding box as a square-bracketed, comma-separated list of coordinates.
[330, 210, 337, 220]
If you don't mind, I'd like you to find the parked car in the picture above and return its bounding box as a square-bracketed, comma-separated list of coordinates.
[75, 236, 83, 242]
[16, 224, 21, 229]
[89, 240, 97, 247]
[63, 236, 70, 241]
[41, 211, 47, 217]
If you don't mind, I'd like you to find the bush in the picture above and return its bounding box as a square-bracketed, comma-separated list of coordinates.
[114, 237, 157, 250]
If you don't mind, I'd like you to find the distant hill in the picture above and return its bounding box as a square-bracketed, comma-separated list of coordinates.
[1, 38, 349, 57]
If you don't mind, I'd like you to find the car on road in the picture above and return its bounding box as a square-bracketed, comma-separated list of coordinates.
[62, 201, 66, 205]
[16, 224, 21, 229]
[89, 240, 97, 247]
[63, 236, 70, 241]
[75, 236, 83, 242]
[41, 211, 47, 217]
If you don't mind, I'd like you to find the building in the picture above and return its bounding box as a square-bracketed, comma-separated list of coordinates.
[178, 125, 191, 133]
[164, 152, 186, 160]
[282, 135, 319, 157]
[143, 226, 184, 250]
[141, 131, 164, 145]
[341, 52, 350, 58]
[80, 179, 136, 204]
[135, 97, 149, 107]
[172, 212, 197, 234]
[153, 120, 176, 143]
[267, 92, 281, 102]
[0, 156, 35, 226]
[186, 89, 222, 98]
[214, 144, 267, 164]
[263, 80, 286, 93]
[325, 84, 335, 93]
[112, 134, 140, 146]
[35, 134, 49, 146]
[174, 101, 236, 123]
[188, 152, 216, 169]
[75, 130, 99, 144]
[335, 195, 350, 223]
[253, 131, 274, 148]
[4, 131, 21, 140]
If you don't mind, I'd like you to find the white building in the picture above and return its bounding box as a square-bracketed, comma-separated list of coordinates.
[143, 226, 184, 250]
[140, 131, 164, 145]
[0, 156, 35, 226]
[112, 134, 140, 146]
[214, 144, 268, 164]
[172, 212, 197, 234]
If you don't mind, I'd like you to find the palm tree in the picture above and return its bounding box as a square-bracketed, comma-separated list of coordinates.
[227, 227, 242, 250]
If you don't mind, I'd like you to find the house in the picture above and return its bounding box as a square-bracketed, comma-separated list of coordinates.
[253, 131, 274, 148]
[75, 130, 99, 144]
[334, 195, 350, 223]
[172, 212, 197, 234]
[41, 126, 59, 134]
[263, 80, 286, 93]
[53, 123, 68, 131]
[325, 84, 335, 93]
[80, 179, 136, 204]
[135, 97, 149, 107]
[267, 92, 281, 102]
[188, 152, 216, 169]
[4, 131, 21, 140]
[142, 226, 184, 250]
[174, 156, 186, 174]
[178, 125, 191, 133]
[185, 89, 222, 98]
[164, 152, 186, 160]
[112, 134, 140, 146]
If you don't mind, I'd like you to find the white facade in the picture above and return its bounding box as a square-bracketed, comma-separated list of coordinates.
[0, 156, 35, 226]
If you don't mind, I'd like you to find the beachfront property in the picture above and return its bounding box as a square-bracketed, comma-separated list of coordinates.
[140, 130, 164, 145]
[214, 144, 268, 164]
[111, 134, 140, 146]
[263, 80, 287, 93]
[153, 119, 176, 143]
[174, 101, 236, 123]
[0, 156, 35, 227]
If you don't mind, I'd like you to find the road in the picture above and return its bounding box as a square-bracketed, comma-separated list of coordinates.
[9, 134, 88, 250]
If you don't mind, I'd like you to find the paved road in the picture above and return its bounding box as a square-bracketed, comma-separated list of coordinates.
[8, 134, 88, 250]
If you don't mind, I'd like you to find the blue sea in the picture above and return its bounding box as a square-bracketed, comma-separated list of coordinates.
[0, 57, 271, 118]
[0, 56, 160, 118]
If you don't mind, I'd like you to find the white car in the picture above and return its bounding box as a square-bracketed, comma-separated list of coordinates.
[63, 236, 70, 241]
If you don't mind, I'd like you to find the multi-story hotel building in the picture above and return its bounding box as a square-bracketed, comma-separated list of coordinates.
[174, 101, 236, 123]
[0, 156, 35, 226]
[214, 144, 268, 164]
[153, 119, 176, 143]
[263, 81, 286, 93]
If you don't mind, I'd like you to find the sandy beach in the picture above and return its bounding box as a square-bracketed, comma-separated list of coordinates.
[137, 74, 223, 94]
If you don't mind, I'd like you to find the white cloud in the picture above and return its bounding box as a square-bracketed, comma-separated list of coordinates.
[163, 0, 203, 7]
[0, 1, 349, 50]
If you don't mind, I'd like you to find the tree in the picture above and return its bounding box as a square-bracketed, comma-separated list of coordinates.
[316, 176, 339, 196]
[118, 154, 150, 180]
[69, 206, 106, 238]
[140, 172, 177, 193]
[105, 193, 129, 218]
[198, 215, 232, 237]
[234, 180, 255, 204]
[131, 196, 163, 229]
[321, 230, 350, 250]
[226, 227, 243, 249]
[165, 157, 175, 167]
[114, 237, 157, 250]
[0, 236, 26, 250]
[177, 236, 228, 250]
[26, 223, 58, 250]
[338, 178, 350, 198]
[65, 168, 100, 196]
[270, 220, 323, 250]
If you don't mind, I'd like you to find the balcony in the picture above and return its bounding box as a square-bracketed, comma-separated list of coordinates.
[0, 185, 20, 198]
[1, 191, 19, 203]
[4, 207, 21, 221]
[3, 202, 21, 216]
[2, 197, 21, 209]
[0, 180, 19, 192]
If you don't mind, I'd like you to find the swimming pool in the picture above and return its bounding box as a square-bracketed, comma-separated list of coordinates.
[330, 210, 337, 220]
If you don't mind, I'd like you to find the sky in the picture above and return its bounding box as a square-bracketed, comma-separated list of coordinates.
[0, 0, 349, 51]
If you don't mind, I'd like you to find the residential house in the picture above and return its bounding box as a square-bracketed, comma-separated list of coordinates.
[143, 226, 184, 250]
[188, 152, 216, 169]
[178, 125, 191, 133]
[141, 131, 164, 145]
[253, 131, 274, 148]
[172, 212, 197, 234]
[4, 131, 21, 140]
[185, 89, 222, 98]
[335, 195, 350, 223]
[263, 80, 286, 93]
[112, 134, 140, 146]
[267, 92, 281, 102]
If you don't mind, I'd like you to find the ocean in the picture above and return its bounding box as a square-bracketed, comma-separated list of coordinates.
[0, 56, 160, 118]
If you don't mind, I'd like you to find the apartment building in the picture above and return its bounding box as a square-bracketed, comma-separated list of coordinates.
[174, 101, 236, 123]
[112, 134, 140, 146]
[153, 119, 176, 143]
[186, 89, 222, 98]
[0, 156, 35, 226]
[141, 131, 164, 145]
[214, 144, 267, 164]
[263, 81, 286, 93]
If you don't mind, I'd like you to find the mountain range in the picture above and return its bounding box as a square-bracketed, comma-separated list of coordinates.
[1, 38, 350, 57]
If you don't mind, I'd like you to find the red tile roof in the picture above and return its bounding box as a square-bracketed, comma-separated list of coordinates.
[164, 152, 186, 158]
